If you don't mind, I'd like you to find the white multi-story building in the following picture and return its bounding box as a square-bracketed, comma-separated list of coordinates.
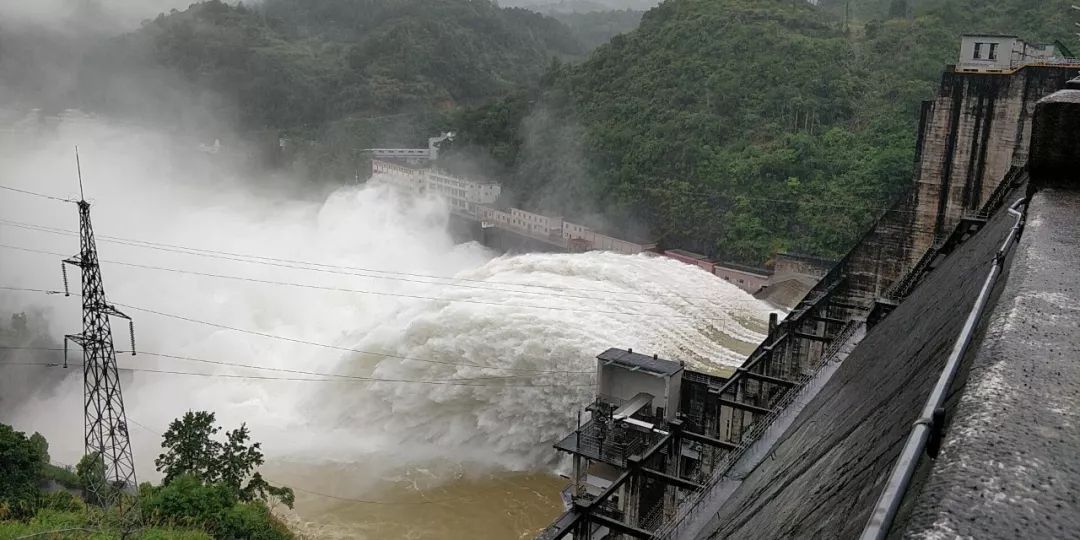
[372, 159, 425, 191]
[562, 221, 653, 255]
[478, 206, 563, 238]
[509, 208, 562, 237]
[957, 34, 1064, 72]
[423, 170, 500, 216]
[372, 159, 654, 254]
[371, 160, 500, 217]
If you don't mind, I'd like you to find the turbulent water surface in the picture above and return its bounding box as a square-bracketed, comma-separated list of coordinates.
[0, 119, 773, 538]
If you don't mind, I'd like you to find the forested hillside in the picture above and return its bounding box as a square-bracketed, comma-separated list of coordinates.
[118, 0, 650, 179]
[501, 0, 658, 13]
[24, 0, 604, 179]
[819, 0, 1079, 38]
[444, 0, 1080, 263]
[134, 0, 584, 128]
[552, 9, 644, 50]
[5, 0, 1074, 264]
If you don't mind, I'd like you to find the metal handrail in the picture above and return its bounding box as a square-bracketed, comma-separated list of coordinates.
[887, 167, 1023, 303]
[967, 165, 1024, 221]
[883, 245, 936, 301]
[654, 320, 863, 539]
[860, 197, 1027, 540]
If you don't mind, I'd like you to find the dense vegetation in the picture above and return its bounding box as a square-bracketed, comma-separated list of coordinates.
[106, 0, 614, 129]
[502, 0, 658, 13]
[82, 0, 635, 180]
[0, 413, 293, 539]
[6, 0, 1076, 264]
[442, 0, 1079, 263]
[551, 9, 644, 51]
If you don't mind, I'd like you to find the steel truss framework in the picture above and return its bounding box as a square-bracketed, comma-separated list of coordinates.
[63, 200, 138, 511]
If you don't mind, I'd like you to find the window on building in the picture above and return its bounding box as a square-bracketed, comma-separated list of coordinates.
[988, 43, 998, 60]
[973, 42, 983, 59]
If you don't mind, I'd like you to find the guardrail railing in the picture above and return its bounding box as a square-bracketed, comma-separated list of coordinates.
[860, 197, 1028, 540]
[654, 320, 863, 540]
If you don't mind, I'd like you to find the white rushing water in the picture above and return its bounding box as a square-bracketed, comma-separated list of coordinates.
[0, 117, 772, 489]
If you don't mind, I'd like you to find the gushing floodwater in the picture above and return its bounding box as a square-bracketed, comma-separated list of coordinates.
[0, 118, 773, 538]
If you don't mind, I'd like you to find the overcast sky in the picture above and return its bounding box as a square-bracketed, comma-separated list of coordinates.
[0, 0, 195, 31]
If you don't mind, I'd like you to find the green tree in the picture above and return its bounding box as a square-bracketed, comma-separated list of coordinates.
[155, 412, 294, 509]
[216, 424, 263, 495]
[28, 432, 49, 464]
[242, 473, 295, 510]
[156, 411, 221, 485]
[75, 451, 106, 496]
[0, 423, 47, 518]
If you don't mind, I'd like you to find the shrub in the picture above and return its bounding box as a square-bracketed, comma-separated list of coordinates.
[141, 475, 237, 529]
[40, 463, 81, 490]
[215, 501, 292, 540]
[140, 475, 292, 539]
[36, 490, 84, 513]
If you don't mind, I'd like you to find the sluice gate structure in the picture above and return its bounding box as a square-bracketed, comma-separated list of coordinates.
[538, 43, 1080, 540]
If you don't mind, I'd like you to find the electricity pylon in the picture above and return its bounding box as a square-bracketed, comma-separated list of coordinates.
[61, 149, 138, 512]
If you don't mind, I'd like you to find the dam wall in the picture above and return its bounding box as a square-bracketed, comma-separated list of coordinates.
[815, 65, 1078, 314]
[627, 67, 1080, 540]
[447, 213, 567, 253]
[907, 65, 1078, 265]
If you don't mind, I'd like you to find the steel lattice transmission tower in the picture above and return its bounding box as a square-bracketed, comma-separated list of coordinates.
[61, 151, 138, 511]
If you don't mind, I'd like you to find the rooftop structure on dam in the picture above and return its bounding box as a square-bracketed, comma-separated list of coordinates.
[371, 158, 657, 255]
[366, 131, 455, 163]
[537, 40, 1080, 540]
[956, 33, 1071, 73]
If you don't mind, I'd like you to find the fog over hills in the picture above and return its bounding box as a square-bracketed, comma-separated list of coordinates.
[0, 0, 191, 31]
[500, 0, 658, 14]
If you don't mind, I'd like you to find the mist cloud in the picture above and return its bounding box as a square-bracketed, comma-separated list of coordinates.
[0, 0, 770, 504]
[0, 0, 192, 32]
[0, 114, 769, 486]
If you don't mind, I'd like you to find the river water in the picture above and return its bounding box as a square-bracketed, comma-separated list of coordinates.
[0, 120, 772, 539]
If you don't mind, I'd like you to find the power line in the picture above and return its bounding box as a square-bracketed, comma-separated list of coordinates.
[0, 122, 908, 216]
[0, 243, 774, 319]
[0, 346, 596, 385]
[112, 300, 606, 374]
[0, 285, 66, 295]
[13, 110, 422, 140]
[0, 218, 772, 304]
[0, 214, 944, 296]
[629, 183, 915, 215]
[120, 349, 566, 383]
[280, 482, 475, 506]
[0, 184, 75, 203]
[0, 360, 595, 388]
[0, 285, 599, 374]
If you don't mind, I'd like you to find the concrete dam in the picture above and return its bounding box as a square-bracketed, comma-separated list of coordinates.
[536, 46, 1080, 539]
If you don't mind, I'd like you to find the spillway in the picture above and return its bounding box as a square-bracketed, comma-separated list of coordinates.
[0, 118, 773, 538]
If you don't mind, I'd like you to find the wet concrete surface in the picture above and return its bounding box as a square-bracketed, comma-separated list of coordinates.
[696, 190, 1025, 540]
[903, 188, 1080, 539]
